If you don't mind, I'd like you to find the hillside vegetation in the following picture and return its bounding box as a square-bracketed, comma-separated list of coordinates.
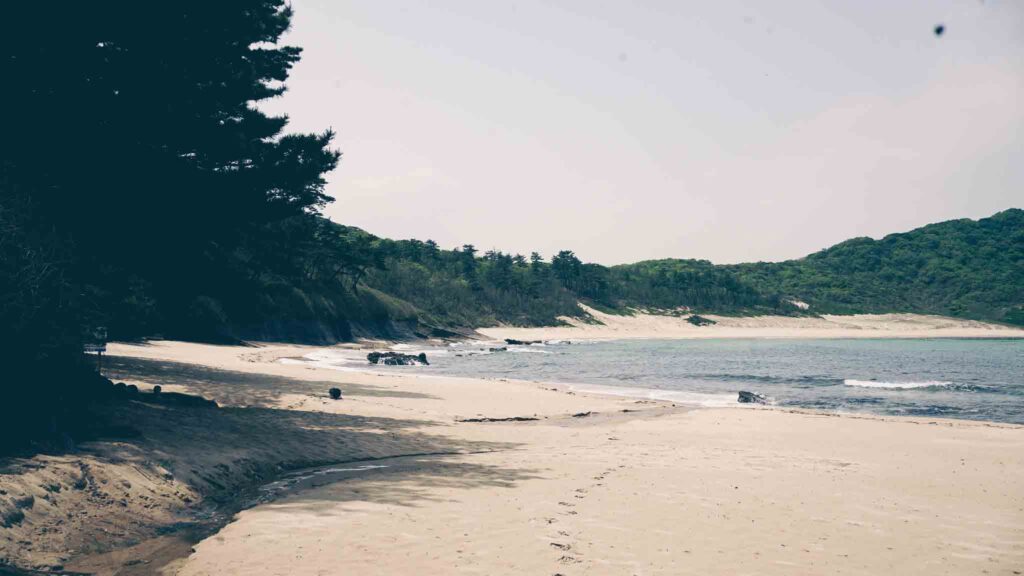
[347, 208, 1023, 330]
[728, 208, 1024, 324]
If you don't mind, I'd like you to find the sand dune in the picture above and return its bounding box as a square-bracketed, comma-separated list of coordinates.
[479, 304, 1024, 341]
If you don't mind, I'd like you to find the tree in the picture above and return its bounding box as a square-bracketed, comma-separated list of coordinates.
[2, 1, 339, 328]
[424, 240, 440, 259]
[460, 244, 479, 277]
[485, 252, 515, 290]
[551, 250, 583, 290]
[0, 1, 342, 449]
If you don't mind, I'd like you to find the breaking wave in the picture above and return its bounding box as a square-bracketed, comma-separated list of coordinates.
[843, 379, 952, 390]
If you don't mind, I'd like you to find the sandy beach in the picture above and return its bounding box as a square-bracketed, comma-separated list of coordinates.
[479, 305, 1024, 341]
[1, 336, 1019, 575]
[1, 334, 1022, 575]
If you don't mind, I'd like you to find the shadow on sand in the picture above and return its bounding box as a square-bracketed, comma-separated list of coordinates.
[255, 453, 538, 515]
[2, 355, 534, 574]
[103, 355, 438, 408]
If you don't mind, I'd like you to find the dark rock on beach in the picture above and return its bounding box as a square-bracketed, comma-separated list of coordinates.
[737, 391, 768, 404]
[366, 351, 429, 366]
[505, 339, 542, 345]
[489, 347, 507, 352]
[329, 387, 342, 400]
[686, 315, 716, 326]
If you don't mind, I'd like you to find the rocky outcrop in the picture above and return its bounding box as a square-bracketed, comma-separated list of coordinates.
[737, 391, 768, 404]
[366, 351, 429, 366]
[686, 315, 717, 327]
[505, 339, 542, 345]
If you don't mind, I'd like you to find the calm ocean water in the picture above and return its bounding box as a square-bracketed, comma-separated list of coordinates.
[295, 338, 1024, 424]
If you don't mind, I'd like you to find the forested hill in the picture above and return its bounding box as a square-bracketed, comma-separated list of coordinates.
[350, 208, 1023, 330]
[726, 208, 1024, 324]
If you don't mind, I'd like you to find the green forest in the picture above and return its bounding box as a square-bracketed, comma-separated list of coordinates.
[727, 208, 1024, 324]
[1, 2, 1021, 451]
[333, 207, 1024, 332]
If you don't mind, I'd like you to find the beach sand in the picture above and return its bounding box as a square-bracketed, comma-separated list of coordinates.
[3, 338, 1023, 575]
[479, 305, 1024, 341]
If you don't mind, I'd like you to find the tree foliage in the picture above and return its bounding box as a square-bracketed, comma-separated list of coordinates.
[348, 209, 1024, 328]
[728, 209, 1024, 323]
[2, 1, 342, 338]
[0, 2, 341, 450]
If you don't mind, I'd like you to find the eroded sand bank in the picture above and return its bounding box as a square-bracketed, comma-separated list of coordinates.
[3, 340, 1022, 575]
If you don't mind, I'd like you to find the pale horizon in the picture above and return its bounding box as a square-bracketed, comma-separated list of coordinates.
[264, 0, 1024, 265]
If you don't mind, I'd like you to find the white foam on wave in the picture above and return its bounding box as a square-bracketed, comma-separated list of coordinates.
[389, 344, 449, 356]
[279, 357, 362, 373]
[843, 379, 952, 389]
[279, 349, 372, 372]
[281, 348, 440, 372]
[454, 349, 494, 356]
[566, 382, 740, 408]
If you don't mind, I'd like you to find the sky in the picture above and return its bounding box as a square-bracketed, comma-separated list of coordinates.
[262, 0, 1024, 265]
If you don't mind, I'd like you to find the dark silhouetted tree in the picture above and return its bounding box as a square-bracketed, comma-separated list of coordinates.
[2, 1, 339, 337]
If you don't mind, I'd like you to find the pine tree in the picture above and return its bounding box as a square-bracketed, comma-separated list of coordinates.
[1, 1, 339, 305]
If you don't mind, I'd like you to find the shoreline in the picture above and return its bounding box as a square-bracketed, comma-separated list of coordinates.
[280, 335, 1023, 424]
[170, 343, 1024, 575]
[2, 340, 1022, 575]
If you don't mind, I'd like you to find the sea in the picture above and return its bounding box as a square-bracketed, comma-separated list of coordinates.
[286, 338, 1024, 425]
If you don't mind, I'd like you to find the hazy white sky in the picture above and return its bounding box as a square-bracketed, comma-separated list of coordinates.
[263, 0, 1024, 264]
